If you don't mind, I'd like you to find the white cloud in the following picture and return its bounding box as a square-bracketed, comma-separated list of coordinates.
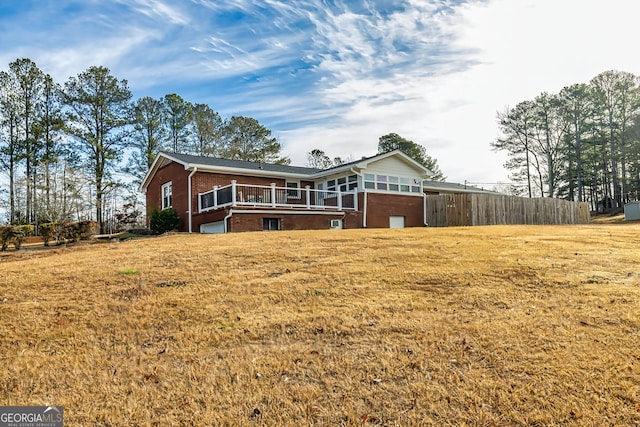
[278, 0, 640, 186]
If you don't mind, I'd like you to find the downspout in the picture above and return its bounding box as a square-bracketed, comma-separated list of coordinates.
[423, 192, 429, 226]
[223, 209, 233, 233]
[187, 166, 197, 233]
[363, 189, 368, 228]
[350, 167, 367, 228]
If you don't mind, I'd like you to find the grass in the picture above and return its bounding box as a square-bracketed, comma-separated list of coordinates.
[0, 224, 639, 425]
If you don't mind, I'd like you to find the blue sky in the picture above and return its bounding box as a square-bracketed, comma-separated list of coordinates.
[1, 0, 638, 186]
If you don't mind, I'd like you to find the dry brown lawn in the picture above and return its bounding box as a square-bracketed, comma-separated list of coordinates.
[0, 224, 639, 426]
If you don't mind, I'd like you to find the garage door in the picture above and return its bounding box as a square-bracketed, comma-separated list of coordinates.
[200, 221, 225, 233]
[389, 216, 405, 229]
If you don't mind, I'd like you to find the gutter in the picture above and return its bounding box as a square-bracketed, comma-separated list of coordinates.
[362, 189, 368, 228]
[423, 193, 429, 227]
[187, 166, 197, 233]
[348, 166, 367, 228]
[223, 210, 233, 233]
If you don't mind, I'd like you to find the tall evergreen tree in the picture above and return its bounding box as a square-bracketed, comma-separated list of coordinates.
[191, 103, 222, 156]
[590, 70, 640, 208]
[492, 101, 537, 197]
[163, 93, 191, 153]
[9, 58, 44, 223]
[127, 96, 166, 183]
[219, 115, 289, 164]
[0, 70, 21, 223]
[558, 84, 593, 202]
[62, 66, 132, 233]
[37, 74, 64, 219]
[377, 133, 445, 181]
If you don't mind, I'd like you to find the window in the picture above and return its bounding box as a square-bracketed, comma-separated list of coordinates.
[263, 218, 280, 231]
[324, 175, 359, 192]
[286, 181, 300, 199]
[376, 175, 388, 191]
[337, 177, 347, 191]
[347, 175, 358, 191]
[161, 182, 172, 209]
[363, 174, 422, 194]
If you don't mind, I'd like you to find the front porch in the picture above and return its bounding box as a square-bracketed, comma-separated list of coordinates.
[198, 181, 358, 212]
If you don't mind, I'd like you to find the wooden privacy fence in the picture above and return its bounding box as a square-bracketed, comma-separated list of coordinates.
[424, 194, 591, 227]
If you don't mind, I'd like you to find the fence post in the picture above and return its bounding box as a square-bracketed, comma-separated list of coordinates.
[231, 180, 237, 206]
[271, 183, 277, 207]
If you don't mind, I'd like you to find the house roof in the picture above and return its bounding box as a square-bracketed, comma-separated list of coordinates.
[310, 150, 434, 178]
[140, 151, 322, 191]
[165, 152, 321, 175]
[140, 149, 434, 192]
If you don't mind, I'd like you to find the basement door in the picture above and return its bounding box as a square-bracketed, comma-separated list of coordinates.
[389, 216, 405, 229]
[200, 221, 225, 233]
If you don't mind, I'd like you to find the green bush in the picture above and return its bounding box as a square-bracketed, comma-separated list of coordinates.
[39, 221, 97, 246]
[150, 208, 179, 234]
[40, 222, 57, 246]
[0, 225, 33, 251]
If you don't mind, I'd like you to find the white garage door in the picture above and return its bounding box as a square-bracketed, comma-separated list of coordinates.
[389, 216, 405, 229]
[200, 221, 225, 234]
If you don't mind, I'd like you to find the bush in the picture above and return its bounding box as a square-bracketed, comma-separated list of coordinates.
[77, 220, 98, 240]
[39, 221, 98, 246]
[150, 208, 179, 234]
[40, 222, 57, 246]
[0, 225, 33, 251]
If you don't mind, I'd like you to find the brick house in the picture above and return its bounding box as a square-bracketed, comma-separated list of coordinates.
[140, 150, 436, 233]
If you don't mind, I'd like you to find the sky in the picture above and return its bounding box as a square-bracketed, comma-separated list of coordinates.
[0, 0, 639, 188]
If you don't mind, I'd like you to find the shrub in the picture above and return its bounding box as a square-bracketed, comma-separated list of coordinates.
[0, 227, 13, 251]
[40, 222, 57, 246]
[150, 208, 179, 234]
[0, 225, 33, 251]
[39, 221, 97, 246]
[77, 220, 98, 240]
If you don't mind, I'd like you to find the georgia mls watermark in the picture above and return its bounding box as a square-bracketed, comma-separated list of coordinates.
[0, 406, 63, 427]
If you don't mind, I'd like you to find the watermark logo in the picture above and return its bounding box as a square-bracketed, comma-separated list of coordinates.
[0, 406, 63, 427]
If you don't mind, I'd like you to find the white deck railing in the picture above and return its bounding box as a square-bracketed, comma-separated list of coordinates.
[198, 181, 358, 213]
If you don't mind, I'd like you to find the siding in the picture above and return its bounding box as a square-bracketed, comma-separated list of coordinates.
[364, 156, 423, 178]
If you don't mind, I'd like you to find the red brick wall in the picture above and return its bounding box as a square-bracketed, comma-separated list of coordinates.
[363, 192, 425, 228]
[145, 162, 190, 231]
[146, 162, 425, 232]
[229, 212, 347, 232]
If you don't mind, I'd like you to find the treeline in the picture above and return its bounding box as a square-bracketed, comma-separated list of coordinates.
[0, 58, 287, 232]
[493, 70, 640, 211]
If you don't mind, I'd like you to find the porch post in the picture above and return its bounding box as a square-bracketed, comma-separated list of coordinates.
[305, 185, 311, 209]
[213, 186, 218, 207]
[271, 183, 277, 207]
[231, 180, 237, 206]
[353, 189, 358, 211]
[337, 188, 342, 210]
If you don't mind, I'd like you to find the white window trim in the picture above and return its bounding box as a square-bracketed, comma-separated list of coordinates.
[363, 173, 422, 194]
[286, 181, 301, 199]
[161, 181, 173, 209]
